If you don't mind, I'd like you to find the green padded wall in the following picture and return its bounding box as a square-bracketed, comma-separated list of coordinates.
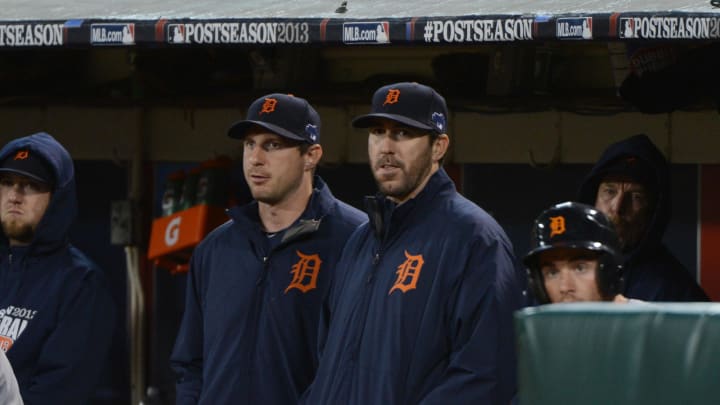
[515, 303, 720, 405]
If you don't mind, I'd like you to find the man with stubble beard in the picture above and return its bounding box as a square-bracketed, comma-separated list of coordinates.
[578, 134, 708, 301]
[171, 93, 365, 404]
[302, 82, 526, 404]
[0, 132, 115, 404]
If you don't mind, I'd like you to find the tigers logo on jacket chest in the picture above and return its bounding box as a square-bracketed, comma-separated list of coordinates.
[285, 251, 322, 294]
[389, 250, 425, 295]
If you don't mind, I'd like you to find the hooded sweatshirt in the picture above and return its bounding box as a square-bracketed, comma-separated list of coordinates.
[578, 134, 708, 301]
[0, 132, 116, 404]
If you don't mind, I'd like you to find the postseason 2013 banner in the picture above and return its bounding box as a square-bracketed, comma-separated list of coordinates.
[0, 13, 719, 48]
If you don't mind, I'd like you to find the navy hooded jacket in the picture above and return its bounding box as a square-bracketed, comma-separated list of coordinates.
[303, 168, 526, 404]
[578, 134, 708, 301]
[170, 177, 364, 404]
[0, 132, 116, 404]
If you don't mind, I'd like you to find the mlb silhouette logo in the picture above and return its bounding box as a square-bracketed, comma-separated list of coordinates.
[168, 24, 186, 44]
[619, 18, 636, 39]
[121, 24, 135, 45]
[376, 22, 389, 43]
[580, 17, 593, 39]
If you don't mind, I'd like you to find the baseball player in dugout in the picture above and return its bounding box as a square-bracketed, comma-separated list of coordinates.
[0, 132, 116, 404]
[170, 93, 365, 404]
[578, 134, 708, 301]
[524, 201, 642, 304]
[301, 82, 527, 404]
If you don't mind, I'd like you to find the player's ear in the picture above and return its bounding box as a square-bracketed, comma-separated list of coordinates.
[432, 134, 449, 163]
[304, 144, 323, 170]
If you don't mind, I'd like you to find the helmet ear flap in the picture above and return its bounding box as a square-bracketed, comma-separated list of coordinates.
[616, 265, 625, 294]
[526, 264, 551, 304]
[596, 255, 624, 300]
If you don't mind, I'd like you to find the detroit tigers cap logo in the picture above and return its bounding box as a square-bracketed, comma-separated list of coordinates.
[383, 89, 401, 105]
[259, 98, 278, 115]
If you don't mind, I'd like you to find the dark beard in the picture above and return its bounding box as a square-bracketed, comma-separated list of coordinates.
[374, 149, 434, 202]
[1, 220, 34, 245]
[607, 213, 649, 253]
[378, 166, 430, 201]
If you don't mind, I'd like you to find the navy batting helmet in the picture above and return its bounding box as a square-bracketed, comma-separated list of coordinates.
[523, 201, 623, 304]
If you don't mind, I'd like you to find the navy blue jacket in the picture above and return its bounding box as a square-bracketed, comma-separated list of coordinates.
[170, 177, 365, 404]
[0, 133, 115, 404]
[303, 168, 526, 404]
[579, 134, 708, 301]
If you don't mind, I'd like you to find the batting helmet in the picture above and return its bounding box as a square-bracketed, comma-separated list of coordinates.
[523, 201, 623, 304]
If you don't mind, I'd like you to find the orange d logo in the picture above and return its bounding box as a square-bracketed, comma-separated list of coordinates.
[259, 98, 278, 115]
[383, 89, 400, 105]
[389, 250, 424, 295]
[549, 216, 566, 237]
[285, 251, 322, 294]
[0, 336, 12, 352]
[13, 150, 29, 160]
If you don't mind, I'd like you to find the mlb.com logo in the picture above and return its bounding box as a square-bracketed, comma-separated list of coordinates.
[556, 17, 592, 40]
[343, 22, 390, 44]
[619, 18, 637, 38]
[90, 23, 135, 45]
[167, 24, 186, 44]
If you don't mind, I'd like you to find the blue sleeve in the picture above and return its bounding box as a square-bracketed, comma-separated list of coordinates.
[22, 269, 115, 404]
[418, 238, 525, 405]
[170, 255, 204, 405]
[316, 225, 364, 361]
[298, 282, 331, 405]
[300, 226, 364, 404]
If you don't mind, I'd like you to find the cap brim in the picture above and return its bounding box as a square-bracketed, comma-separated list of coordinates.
[0, 168, 50, 184]
[351, 113, 434, 131]
[227, 120, 306, 142]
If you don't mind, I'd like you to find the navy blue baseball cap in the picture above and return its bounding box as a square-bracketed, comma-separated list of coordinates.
[0, 149, 54, 185]
[599, 156, 656, 191]
[352, 82, 449, 134]
[228, 93, 320, 144]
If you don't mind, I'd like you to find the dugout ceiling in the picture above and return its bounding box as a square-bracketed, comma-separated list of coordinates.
[0, 0, 719, 46]
[0, 0, 719, 162]
[0, 0, 716, 107]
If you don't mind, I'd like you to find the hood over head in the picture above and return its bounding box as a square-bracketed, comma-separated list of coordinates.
[0, 132, 76, 252]
[578, 134, 670, 263]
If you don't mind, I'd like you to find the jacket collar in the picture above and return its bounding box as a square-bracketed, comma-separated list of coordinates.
[227, 175, 334, 243]
[365, 167, 455, 240]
